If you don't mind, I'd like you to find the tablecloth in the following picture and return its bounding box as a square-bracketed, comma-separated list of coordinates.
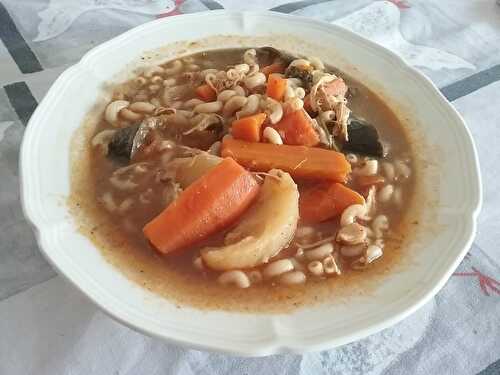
[0, 1, 499, 374]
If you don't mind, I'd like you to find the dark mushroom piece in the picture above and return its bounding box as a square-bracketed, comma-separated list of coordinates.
[257, 46, 296, 66]
[108, 123, 140, 160]
[285, 65, 314, 90]
[342, 120, 385, 158]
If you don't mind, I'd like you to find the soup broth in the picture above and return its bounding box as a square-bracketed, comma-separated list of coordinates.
[70, 47, 414, 312]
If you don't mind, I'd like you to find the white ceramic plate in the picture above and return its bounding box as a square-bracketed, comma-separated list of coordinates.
[20, 11, 481, 356]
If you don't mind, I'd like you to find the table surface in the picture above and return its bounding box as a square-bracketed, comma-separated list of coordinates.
[1, 1, 499, 374]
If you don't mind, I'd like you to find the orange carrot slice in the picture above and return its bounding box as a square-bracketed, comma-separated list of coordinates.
[221, 138, 351, 182]
[266, 74, 287, 101]
[143, 158, 259, 255]
[299, 182, 365, 223]
[195, 84, 217, 102]
[231, 113, 267, 142]
[273, 109, 320, 147]
[261, 62, 285, 77]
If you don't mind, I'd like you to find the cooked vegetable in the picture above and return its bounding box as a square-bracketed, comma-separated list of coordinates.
[143, 158, 260, 254]
[107, 123, 140, 159]
[323, 78, 348, 98]
[170, 153, 222, 188]
[261, 62, 286, 77]
[231, 113, 267, 142]
[257, 46, 295, 66]
[195, 84, 217, 102]
[343, 120, 384, 157]
[299, 182, 365, 223]
[285, 65, 313, 89]
[272, 109, 320, 147]
[201, 169, 299, 270]
[266, 74, 287, 101]
[221, 137, 351, 181]
[356, 174, 385, 188]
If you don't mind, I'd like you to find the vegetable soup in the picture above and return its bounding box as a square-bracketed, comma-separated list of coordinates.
[71, 47, 414, 310]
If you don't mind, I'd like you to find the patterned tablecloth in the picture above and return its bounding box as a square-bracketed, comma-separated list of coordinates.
[0, 1, 499, 374]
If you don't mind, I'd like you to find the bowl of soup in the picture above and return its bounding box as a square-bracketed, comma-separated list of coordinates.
[20, 11, 481, 355]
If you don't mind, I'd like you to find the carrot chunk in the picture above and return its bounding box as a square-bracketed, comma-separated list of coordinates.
[272, 109, 320, 147]
[266, 74, 287, 101]
[231, 113, 267, 142]
[143, 158, 259, 255]
[221, 138, 351, 182]
[195, 84, 217, 102]
[299, 182, 365, 223]
[261, 62, 285, 77]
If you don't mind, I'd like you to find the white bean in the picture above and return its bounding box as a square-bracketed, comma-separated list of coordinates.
[194, 101, 223, 113]
[223, 95, 247, 117]
[237, 94, 260, 118]
[305, 243, 333, 261]
[129, 101, 156, 113]
[119, 108, 143, 122]
[336, 223, 368, 245]
[340, 243, 367, 257]
[163, 60, 183, 76]
[244, 72, 266, 90]
[217, 270, 250, 288]
[279, 271, 306, 285]
[340, 204, 367, 227]
[263, 127, 283, 145]
[378, 184, 394, 203]
[217, 89, 236, 102]
[372, 215, 389, 238]
[183, 98, 205, 109]
[263, 259, 294, 279]
[308, 260, 324, 276]
[354, 160, 378, 176]
[105, 100, 130, 125]
[265, 97, 283, 124]
[295, 87, 306, 99]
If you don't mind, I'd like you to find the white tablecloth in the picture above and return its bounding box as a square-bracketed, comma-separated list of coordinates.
[1, 1, 499, 374]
